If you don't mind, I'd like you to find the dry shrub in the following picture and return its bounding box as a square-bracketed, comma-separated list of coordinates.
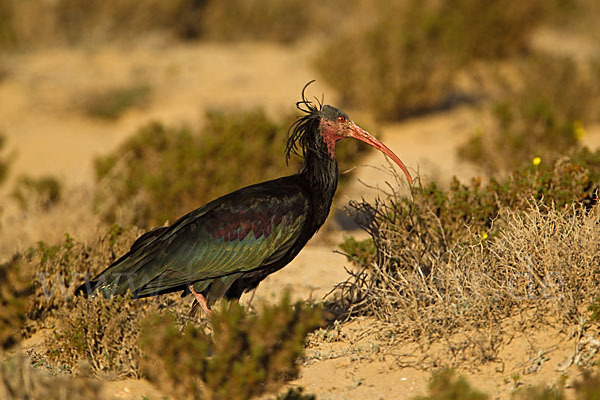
[0, 353, 102, 400]
[22, 227, 191, 378]
[0, 255, 33, 351]
[23, 225, 144, 335]
[316, 0, 546, 119]
[336, 165, 600, 364]
[341, 153, 599, 269]
[45, 295, 156, 378]
[140, 297, 323, 400]
[460, 55, 600, 173]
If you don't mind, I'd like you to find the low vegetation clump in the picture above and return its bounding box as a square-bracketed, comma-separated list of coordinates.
[139, 297, 323, 400]
[414, 367, 600, 400]
[83, 83, 151, 120]
[0, 256, 33, 351]
[46, 294, 154, 377]
[1, 0, 341, 47]
[0, 253, 103, 398]
[94, 108, 370, 228]
[459, 55, 600, 173]
[412, 369, 488, 400]
[23, 225, 144, 335]
[336, 154, 600, 364]
[0, 353, 102, 400]
[315, 0, 546, 119]
[12, 175, 62, 210]
[1, 0, 205, 46]
[342, 150, 599, 260]
[199, 0, 318, 44]
[0, 134, 10, 186]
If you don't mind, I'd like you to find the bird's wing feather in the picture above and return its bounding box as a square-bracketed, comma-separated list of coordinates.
[90, 177, 310, 297]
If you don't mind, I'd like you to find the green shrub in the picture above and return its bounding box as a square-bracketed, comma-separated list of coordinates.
[512, 385, 565, 400]
[95, 108, 370, 228]
[316, 0, 546, 119]
[412, 369, 488, 400]
[83, 83, 151, 120]
[459, 55, 600, 172]
[573, 368, 600, 400]
[139, 296, 323, 400]
[339, 236, 375, 266]
[12, 175, 62, 210]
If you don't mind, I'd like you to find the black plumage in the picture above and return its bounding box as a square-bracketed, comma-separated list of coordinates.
[75, 82, 412, 313]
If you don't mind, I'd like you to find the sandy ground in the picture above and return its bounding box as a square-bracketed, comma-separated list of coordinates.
[3, 36, 600, 398]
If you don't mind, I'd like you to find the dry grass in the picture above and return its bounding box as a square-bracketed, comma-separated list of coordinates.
[334, 169, 600, 365]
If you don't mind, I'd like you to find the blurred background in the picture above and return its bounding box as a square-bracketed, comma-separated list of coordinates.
[1, 0, 600, 258]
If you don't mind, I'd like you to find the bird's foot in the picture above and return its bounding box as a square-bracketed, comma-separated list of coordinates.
[189, 284, 212, 316]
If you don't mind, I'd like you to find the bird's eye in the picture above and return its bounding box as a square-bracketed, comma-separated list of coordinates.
[338, 116, 345, 123]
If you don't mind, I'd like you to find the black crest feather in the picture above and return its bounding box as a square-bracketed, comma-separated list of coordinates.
[286, 80, 323, 163]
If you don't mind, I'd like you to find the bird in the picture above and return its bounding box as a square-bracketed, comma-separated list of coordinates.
[75, 82, 412, 314]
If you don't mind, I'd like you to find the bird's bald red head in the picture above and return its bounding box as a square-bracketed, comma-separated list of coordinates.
[319, 105, 413, 184]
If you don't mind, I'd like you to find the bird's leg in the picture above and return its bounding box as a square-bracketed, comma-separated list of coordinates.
[189, 284, 211, 316]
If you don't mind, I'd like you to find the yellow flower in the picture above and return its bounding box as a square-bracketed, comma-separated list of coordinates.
[482, 232, 488, 240]
[532, 157, 541, 166]
[573, 121, 586, 140]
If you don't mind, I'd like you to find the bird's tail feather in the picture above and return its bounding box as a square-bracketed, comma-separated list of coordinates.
[74, 251, 162, 298]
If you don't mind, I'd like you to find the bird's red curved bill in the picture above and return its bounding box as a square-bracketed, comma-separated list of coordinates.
[350, 123, 413, 184]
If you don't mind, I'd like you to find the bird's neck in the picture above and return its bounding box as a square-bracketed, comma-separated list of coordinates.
[300, 151, 338, 225]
